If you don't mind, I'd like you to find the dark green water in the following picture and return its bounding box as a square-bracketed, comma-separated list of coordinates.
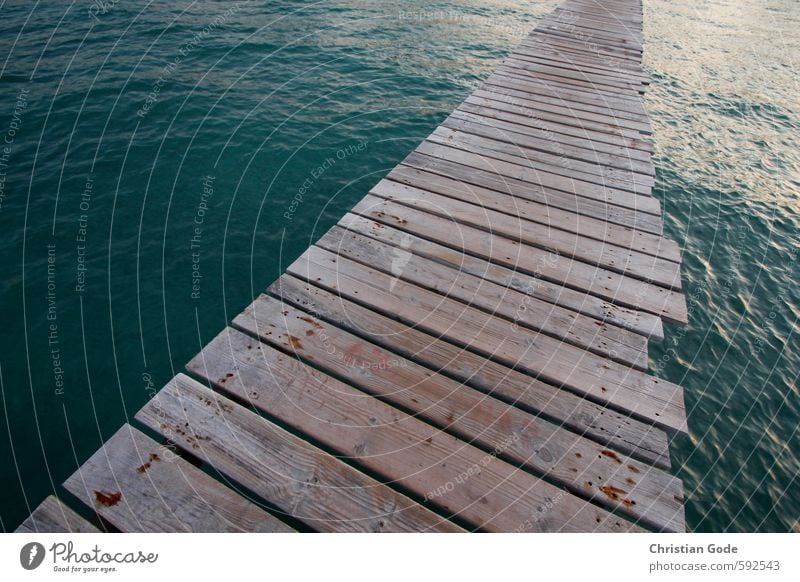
[0, 0, 797, 532]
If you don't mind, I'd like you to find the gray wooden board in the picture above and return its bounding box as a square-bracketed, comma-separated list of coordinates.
[135, 374, 461, 532]
[413, 140, 661, 216]
[15, 496, 100, 533]
[458, 100, 652, 161]
[464, 95, 652, 154]
[386, 164, 680, 264]
[63, 424, 295, 533]
[187, 327, 642, 532]
[429, 125, 655, 195]
[544, 14, 644, 42]
[350, 195, 688, 323]
[233, 294, 685, 531]
[490, 66, 646, 111]
[337, 212, 666, 341]
[434, 120, 655, 190]
[463, 94, 653, 152]
[470, 85, 653, 142]
[518, 37, 643, 74]
[448, 109, 652, 175]
[269, 274, 671, 468]
[400, 152, 665, 235]
[524, 27, 644, 56]
[463, 87, 652, 156]
[496, 62, 643, 99]
[316, 224, 649, 369]
[502, 57, 641, 94]
[536, 22, 642, 50]
[507, 48, 649, 84]
[449, 108, 653, 176]
[540, 15, 643, 41]
[510, 42, 649, 81]
[530, 28, 643, 57]
[288, 246, 688, 435]
[365, 181, 682, 290]
[485, 71, 649, 119]
[495, 61, 644, 100]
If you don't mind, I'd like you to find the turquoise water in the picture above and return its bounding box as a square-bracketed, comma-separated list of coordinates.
[0, 0, 796, 532]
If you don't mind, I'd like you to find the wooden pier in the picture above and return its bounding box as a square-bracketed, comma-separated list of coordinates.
[19, 0, 689, 533]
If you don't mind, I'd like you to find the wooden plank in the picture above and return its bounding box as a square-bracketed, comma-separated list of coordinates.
[537, 21, 643, 49]
[459, 100, 652, 162]
[530, 28, 643, 58]
[460, 84, 653, 154]
[518, 38, 643, 75]
[187, 327, 642, 532]
[449, 108, 653, 176]
[545, 13, 645, 43]
[317, 225, 649, 369]
[511, 38, 649, 78]
[508, 48, 650, 85]
[15, 496, 100, 533]
[270, 274, 671, 468]
[364, 182, 682, 290]
[471, 83, 652, 142]
[464, 94, 653, 152]
[414, 140, 661, 216]
[386, 164, 680, 264]
[234, 294, 685, 531]
[498, 61, 643, 99]
[495, 63, 644, 102]
[63, 425, 295, 533]
[503, 57, 641, 94]
[289, 246, 688, 434]
[525, 27, 644, 55]
[485, 71, 649, 119]
[350, 195, 688, 321]
[493, 63, 645, 104]
[336, 213, 666, 341]
[520, 34, 644, 68]
[429, 125, 655, 195]
[402, 151, 664, 235]
[472, 85, 653, 141]
[135, 374, 461, 533]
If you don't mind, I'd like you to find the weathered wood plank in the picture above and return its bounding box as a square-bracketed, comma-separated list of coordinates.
[317, 225, 649, 369]
[414, 140, 661, 215]
[503, 57, 641, 94]
[364, 182, 682, 290]
[288, 246, 688, 434]
[401, 152, 665, 235]
[464, 94, 653, 152]
[135, 374, 461, 532]
[187, 327, 642, 532]
[429, 125, 655, 195]
[470, 83, 651, 137]
[15, 496, 100, 533]
[485, 72, 649, 119]
[350, 195, 688, 322]
[458, 100, 652, 162]
[233, 295, 685, 531]
[270, 274, 671, 468]
[63, 425, 295, 533]
[510, 44, 650, 84]
[446, 110, 653, 177]
[386, 164, 680, 264]
[336, 213, 666, 341]
[508, 48, 650, 84]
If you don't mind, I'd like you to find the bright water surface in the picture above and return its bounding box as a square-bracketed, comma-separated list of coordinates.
[0, 0, 797, 532]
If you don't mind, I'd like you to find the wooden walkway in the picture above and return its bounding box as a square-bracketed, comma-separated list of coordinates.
[19, 0, 689, 533]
